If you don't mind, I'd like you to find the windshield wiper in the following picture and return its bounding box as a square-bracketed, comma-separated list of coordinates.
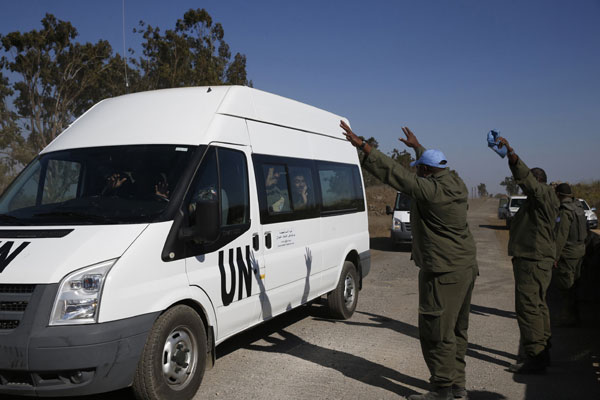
[32, 211, 114, 224]
[0, 214, 27, 226]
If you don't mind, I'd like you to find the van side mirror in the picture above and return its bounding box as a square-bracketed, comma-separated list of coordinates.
[180, 200, 220, 243]
[386, 205, 392, 215]
[592, 207, 597, 212]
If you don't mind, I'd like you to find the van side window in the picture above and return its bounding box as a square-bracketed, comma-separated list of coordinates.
[317, 162, 365, 213]
[188, 147, 219, 226]
[184, 146, 250, 255]
[262, 164, 291, 214]
[218, 148, 249, 226]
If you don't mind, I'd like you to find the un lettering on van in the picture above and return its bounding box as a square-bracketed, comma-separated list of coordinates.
[0, 241, 31, 273]
[218, 245, 254, 307]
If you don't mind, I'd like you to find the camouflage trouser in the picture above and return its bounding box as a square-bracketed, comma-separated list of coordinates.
[512, 258, 552, 358]
[553, 257, 583, 290]
[418, 266, 477, 389]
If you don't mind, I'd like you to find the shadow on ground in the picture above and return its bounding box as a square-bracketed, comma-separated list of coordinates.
[512, 276, 600, 399]
[370, 236, 412, 252]
[478, 224, 508, 231]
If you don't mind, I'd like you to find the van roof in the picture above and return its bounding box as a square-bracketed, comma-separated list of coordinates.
[43, 86, 349, 153]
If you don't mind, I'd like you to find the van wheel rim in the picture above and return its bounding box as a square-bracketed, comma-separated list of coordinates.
[162, 327, 198, 389]
[344, 273, 355, 307]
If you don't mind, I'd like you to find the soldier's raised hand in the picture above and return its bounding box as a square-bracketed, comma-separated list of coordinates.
[400, 127, 421, 149]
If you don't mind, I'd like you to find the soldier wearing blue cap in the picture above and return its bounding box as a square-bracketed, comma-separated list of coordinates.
[340, 121, 477, 400]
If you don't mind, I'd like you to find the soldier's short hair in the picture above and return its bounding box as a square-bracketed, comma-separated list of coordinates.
[531, 168, 547, 183]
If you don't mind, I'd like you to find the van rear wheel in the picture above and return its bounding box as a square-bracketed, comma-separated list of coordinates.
[133, 305, 207, 400]
[326, 261, 359, 319]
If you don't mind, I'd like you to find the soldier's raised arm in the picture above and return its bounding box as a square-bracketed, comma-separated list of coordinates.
[340, 121, 437, 201]
[498, 137, 546, 199]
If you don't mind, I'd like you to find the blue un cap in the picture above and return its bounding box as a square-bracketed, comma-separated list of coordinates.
[410, 149, 448, 168]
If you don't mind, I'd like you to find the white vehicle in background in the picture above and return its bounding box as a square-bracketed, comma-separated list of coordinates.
[0, 86, 370, 399]
[386, 192, 412, 245]
[505, 195, 527, 228]
[578, 198, 598, 229]
[497, 197, 509, 219]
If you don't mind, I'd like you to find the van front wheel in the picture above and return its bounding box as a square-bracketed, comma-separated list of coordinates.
[326, 261, 359, 319]
[133, 305, 207, 400]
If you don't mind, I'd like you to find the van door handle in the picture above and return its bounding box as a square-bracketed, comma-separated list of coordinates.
[252, 233, 259, 251]
[265, 232, 272, 249]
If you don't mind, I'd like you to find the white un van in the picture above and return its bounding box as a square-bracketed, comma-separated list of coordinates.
[0, 86, 370, 399]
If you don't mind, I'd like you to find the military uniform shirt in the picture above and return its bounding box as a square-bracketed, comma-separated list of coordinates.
[555, 197, 586, 260]
[507, 157, 559, 261]
[362, 147, 476, 273]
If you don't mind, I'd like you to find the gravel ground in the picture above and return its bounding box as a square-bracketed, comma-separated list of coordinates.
[41, 199, 600, 400]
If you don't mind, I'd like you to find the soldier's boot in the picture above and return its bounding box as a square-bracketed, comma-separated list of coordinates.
[407, 387, 453, 400]
[508, 351, 547, 374]
[451, 385, 468, 400]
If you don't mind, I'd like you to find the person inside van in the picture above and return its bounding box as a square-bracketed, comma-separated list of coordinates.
[291, 173, 311, 210]
[101, 171, 135, 196]
[265, 166, 290, 213]
[154, 173, 170, 201]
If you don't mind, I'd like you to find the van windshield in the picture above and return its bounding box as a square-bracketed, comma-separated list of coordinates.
[395, 193, 411, 211]
[0, 145, 197, 225]
[510, 198, 526, 208]
[579, 200, 590, 211]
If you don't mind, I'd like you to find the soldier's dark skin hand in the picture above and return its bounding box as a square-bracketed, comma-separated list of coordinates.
[340, 120, 372, 155]
[497, 137, 518, 165]
[400, 127, 421, 149]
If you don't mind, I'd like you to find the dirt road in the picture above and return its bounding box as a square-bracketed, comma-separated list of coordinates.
[69, 199, 600, 400]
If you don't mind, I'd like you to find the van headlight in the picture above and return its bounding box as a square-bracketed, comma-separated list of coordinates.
[50, 259, 117, 325]
[393, 218, 402, 231]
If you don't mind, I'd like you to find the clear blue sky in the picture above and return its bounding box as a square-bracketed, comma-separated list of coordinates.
[2, 0, 599, 194]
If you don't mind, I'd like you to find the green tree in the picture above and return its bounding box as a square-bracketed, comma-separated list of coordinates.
[132, 8, 251, 90]
[0, 14, 124, 168]
[500, 176, 519, 196]
[390, 148, 415, 170]
[0, 9, 250, 192]
[477, 183, 488, 198]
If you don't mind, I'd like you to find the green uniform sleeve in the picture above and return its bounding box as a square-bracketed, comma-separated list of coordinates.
[415, 145, 425, 161]
[362, 148, 435, 202]
[509, 157, 544, 199]
[555, 209, 571, 260]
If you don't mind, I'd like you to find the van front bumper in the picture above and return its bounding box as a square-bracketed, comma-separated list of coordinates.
[0, 283, 159, 397]
[391, 229, 412, 243]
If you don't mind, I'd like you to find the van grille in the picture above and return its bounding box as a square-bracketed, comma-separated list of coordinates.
[0, 284, 36, 330]
[0, 320, 20, 330]
[404, 223, 411, 232]
[0, 285, 35, 294]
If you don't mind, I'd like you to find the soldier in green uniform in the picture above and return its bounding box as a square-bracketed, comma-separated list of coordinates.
[553, 183, 587, 326]
[340, 121, 477, 400]
[496, 137, 559, 374]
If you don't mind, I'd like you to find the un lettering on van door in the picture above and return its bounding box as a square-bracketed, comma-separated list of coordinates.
[218, 245, 253, 307]
[0, 241, 31, 273]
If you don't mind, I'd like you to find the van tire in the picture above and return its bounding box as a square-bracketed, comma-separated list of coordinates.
[326, 261, 359, 319]
[133, 305, 207, 400]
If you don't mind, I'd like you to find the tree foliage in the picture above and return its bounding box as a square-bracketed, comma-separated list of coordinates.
[500, 176, 519, 196]
[477, 183, 488, 198]
[131, 8, 251, 90]
[0, 9, 250, 191]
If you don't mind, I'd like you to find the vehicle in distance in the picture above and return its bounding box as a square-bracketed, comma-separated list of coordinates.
[386, 191, 412, 245]
[504, 195, 526, 228]
[497, 197, 509, 219]
[578, 198, 598, 229]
